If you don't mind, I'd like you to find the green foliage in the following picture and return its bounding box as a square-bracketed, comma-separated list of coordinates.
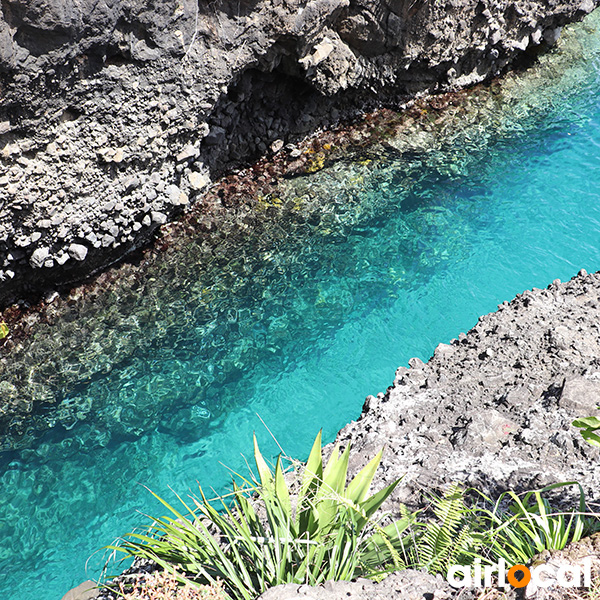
[411, 481, 599, 577]
[406, 484, 487, 575]
[398, 481, 599, 581]
[484, 482, 594, 564]
[108, 430, 600, 598]
[0, 322, 8, 340]
[108, 431, 410, 600]
[573, 413, 600, 447]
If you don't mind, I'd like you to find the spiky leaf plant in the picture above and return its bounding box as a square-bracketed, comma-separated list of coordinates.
[406, 482, 599, 578]
[573, 414, 600, 448]
[108, 431, 411, 600]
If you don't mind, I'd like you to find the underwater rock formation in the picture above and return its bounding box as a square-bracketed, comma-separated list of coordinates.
[0, 0, 598, 305]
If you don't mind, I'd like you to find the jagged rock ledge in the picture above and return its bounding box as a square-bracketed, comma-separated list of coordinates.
[0, 0, 598, 306]
[337, 269, 600, 504]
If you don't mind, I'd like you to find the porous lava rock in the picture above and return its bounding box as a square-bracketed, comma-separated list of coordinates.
[337, 269, 600, 506]
[257, 571, 454, 600]
[254, 270, 600, 599]
[0, 0, 598, 304]
[92, 269, 600, 600]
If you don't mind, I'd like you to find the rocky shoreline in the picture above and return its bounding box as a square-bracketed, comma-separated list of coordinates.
[3, 2, 600, 598]
[337, 270, 600, 507]
[3, 0, 600, 450]
[0, 72, 549, 453]
[1, 0, 598, 306]
[244, 270, 600, 600]
[265, 269, 600, 599]
[91, 270, 600, 600]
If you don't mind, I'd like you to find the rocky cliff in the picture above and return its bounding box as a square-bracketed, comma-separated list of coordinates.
[337, 270, 600, 506]
[0, 0, 597, 306]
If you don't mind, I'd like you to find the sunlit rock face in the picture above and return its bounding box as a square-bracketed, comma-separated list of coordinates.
[0, 0, 597, 305]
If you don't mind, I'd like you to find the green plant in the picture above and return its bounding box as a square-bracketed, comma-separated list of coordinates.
[108, 431, 411, 600]
[573, 413, 600, 447]
[0, 322, 8, 340]
[405, 482, 599, 578]
[108, 428, 600, 598]
[484, 482, 593, 564]
[407, 483, 487, 575]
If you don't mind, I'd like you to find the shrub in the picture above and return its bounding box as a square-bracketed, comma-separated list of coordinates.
[109, 431, 411, 600]
[108, 431, 600, 598]
[483, 482, 596, 564]
[407, 481, 600, 576]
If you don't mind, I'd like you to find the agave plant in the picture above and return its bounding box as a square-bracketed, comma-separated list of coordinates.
[109, 431, 412, 600]
[254, 430, 405, 546]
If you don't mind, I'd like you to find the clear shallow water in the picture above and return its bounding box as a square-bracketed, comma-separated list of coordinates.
[4, 14, 600, 600]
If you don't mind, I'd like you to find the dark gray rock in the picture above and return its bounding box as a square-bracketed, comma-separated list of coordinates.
[0, 0, 598, 306]
[559, 375, 600, 413]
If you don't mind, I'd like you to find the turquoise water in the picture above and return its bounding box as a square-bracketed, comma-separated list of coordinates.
[4, 14, 600, 600]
